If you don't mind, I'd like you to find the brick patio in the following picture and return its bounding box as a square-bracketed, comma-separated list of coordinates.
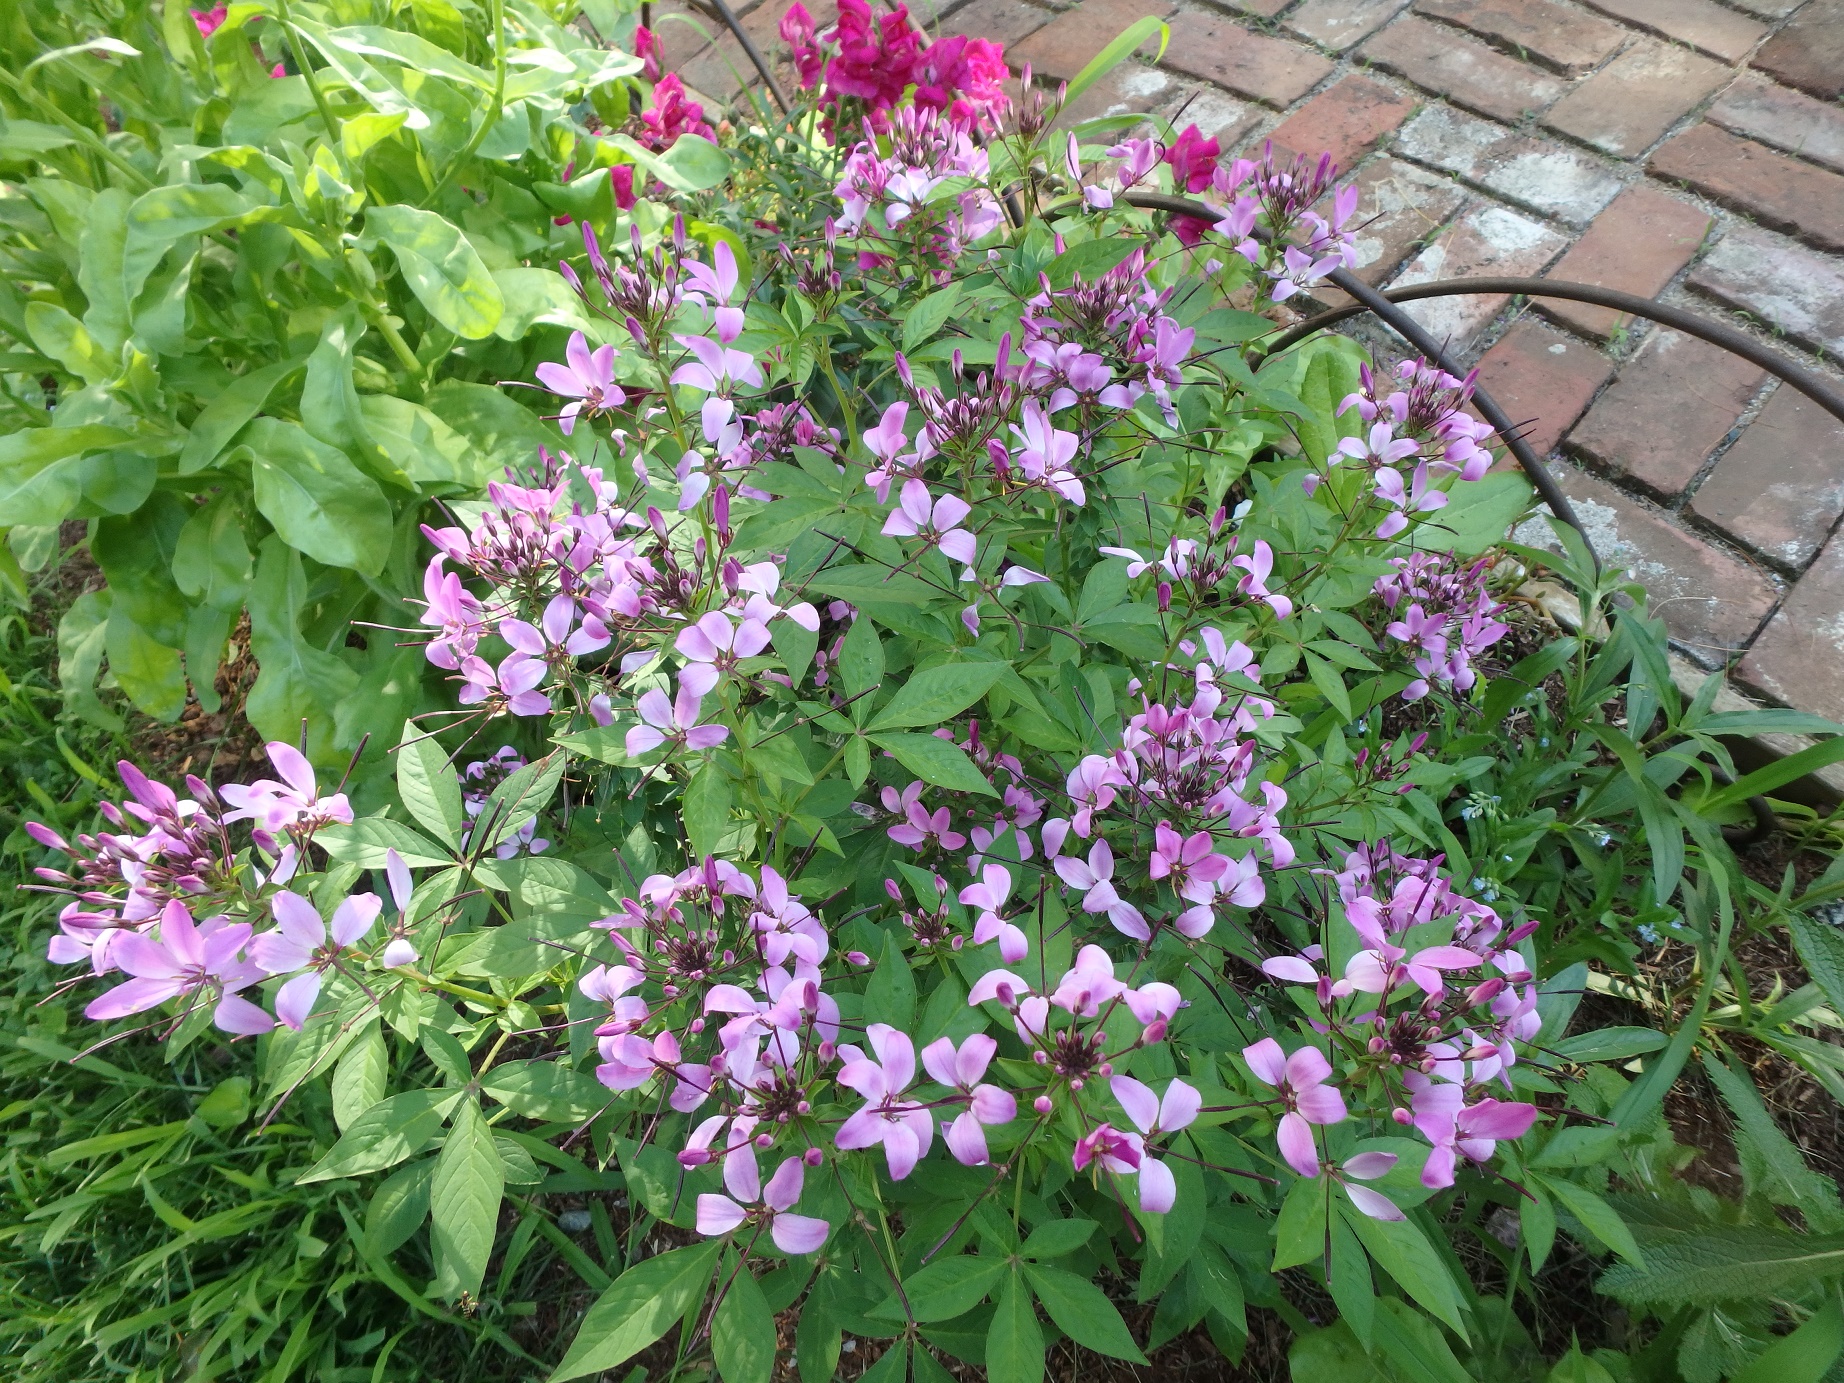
[662, 0, 1844, 743]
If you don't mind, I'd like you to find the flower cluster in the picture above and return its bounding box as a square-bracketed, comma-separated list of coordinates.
[833, 105, 1005, 273]
[1320, 358, 1501, 537]
[1256, 843, 1542, 1189]
[781, 0, 1009, 139]
[1374, 552, 1511, 701]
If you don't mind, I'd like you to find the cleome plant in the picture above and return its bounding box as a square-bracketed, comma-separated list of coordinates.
[5, 3, 1844, 1383]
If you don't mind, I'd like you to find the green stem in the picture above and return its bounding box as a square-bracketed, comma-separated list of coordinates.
[817, 351, 858, 439]
[274, 0, 342, 147]
[424, 0, 505, 207]
[0, 68, 152, 191]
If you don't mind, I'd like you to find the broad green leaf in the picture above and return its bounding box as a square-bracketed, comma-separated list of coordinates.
[359, 394, 487, 488]
[244, 417, 392, 575]
[430, 1097, 503, 1299]
[838, 612, 884, 710]
[551, 1240, 720, 1381]
[368, 205, 504, 339]
[1287, 1321, 1381, 1383]
[172, 495, 252, 610]
[331, 1022, 389, 1132]
[397, 723, 467, 846]
[874, 1254, 1006, 1322]
[869, 733, 996, 796]
[1020, 1219, 1097, 1260]
[1347, 1209, 1468, 1338]
[604, 132, 732, 193]
[1728, 1296, 1844, 1383]
[1370, 1296, 1472, 1383]
[1536, 1174, 1644, 1265]
[684, 761, 736, 859]
[866, 662, 1005, 733]
[480, 752, 565, 850]
[1023, 1264, 1146, 1362]
[1551, 1027, 1667, 1063]
[1273, 1174, 1328, 1271]
[298, 1088, 462, 1182]
[902, 284, 963, 355]
[366, 1159, 433, 1255]
[123, 182, 259, 303]
[302, 305, 408, 489]
[713, 1265, 776, 1383]
[105, 606, 186, 722]
[0, 425, 133, 527]
[862, 929, 916, 1033]
[480, 1060, 608, 1123]
[985, 1272, 1044, 1383]
[176, 359, 299, 474]
[1409, 471, 1534, 556]
[244, 537, 360, 764]
[318, 817, 452, 868]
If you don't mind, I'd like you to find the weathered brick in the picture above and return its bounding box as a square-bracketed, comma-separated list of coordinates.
[1651, 123, 1844, 257]
[1053, 62, 1174, 129]
[1413, 0, 1624, 75]
[1394, 104, 1621, 226]
[1728, 0, 1803, 15]
[939, 0, 1053, 46]
[1708, 74, 1844, 177]
[1752, 0, 1844, 102]
[1011, 0, 1175, 81]
[1360, 15, 1565, 124]
[1690, 385, 1844, 570]
[1266, 75, 1415, 172]
[1156, 84, 1262, 147]
[1332, 157, 1471, 290]
[1737, 533, 1844, 723]
[1689, 228, 1844, 359]
[1523, 466, 1779, 657]
[1576, 0, 1767, 65]
[1286, 0, 1411, 54]
[1566, 329, 1766, 498]
[1388, 202, 1569, 348]
[1473, 320, 1614, 456]
[1161, 12, 1336, 108]
[1218, 0, 1292, 15]
[1537, 185, 1714, 339]
[1544, 38, 1729, 159]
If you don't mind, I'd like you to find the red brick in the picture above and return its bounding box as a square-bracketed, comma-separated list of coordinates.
[1544, 38, 1729, 159]
[1053, 62, 1174, 130]
[1266, 75, 1415, 172]
[1532, 466, 1779, 657]
[1708, 74, 1844, 178]
[1413, 0, 1625, 76]
[1576, 0, 1767, 65]
[1395, 105, 1621, 226]
[1287, 0, 1410, 53]
[1157, 85, 1262, 148]
[1689, 228, 1844, 359]
[1330, 157, 1470, 292]
[1160, 12, 1336, 108]
[1651, 124, 1844, 258]
[1730, 0, 1802, 15]
[1473, 320, 1614, 456]
[1753, 0, 1844, 102]
[1538, 186, 1714, 340]
[1565, 330, 1767, 498]
[1388, 202, 1568, 347]
[1011, 0, 1175, 81]
[938, 0, 1052, 46]
[1737, 533, 1844, 723]
[1359, 15, 1564, 124]
[1690, 386, 1844, 570]
[1219, 0, 1292, 15]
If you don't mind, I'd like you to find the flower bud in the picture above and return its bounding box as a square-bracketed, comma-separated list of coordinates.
[1157, 582, 1172, 612]
[846, 950, 870, 966]
[1140, 1018, 1167, 1044]
[819, 1041, 837, 1063]
[1070, 1078, 1084, 1091]
[951, 935, 964, 950]
[689, 1017, 705, 1034]
[1033, 1050, 1048, 1065]
[1098, 1063, 1112, 1077]
[884, 878, 903, 901]
[804, 1146, 824, 1166]
[1367, 1036, 1386, 1054]
[1391, 1106, 1412, 1126]
[797, 1100, 811, 1115]
[1463, 978, 1506, 1008]
[1034, 1095, 1053, 1114]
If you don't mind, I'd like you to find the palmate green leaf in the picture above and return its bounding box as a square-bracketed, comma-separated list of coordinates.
[985, 1272, 1044, 1383]
[367, 205, 504, 339]
[870, 733, 996, 796]
[429, 1096, 503, 1299]
[551, 1240, 720, 1381]
[298, 1088, 462, 1182]
[713, 1264, 776, 1383]
[1023, 1265, 1146, 1362]
[243, 418, 393, 576]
